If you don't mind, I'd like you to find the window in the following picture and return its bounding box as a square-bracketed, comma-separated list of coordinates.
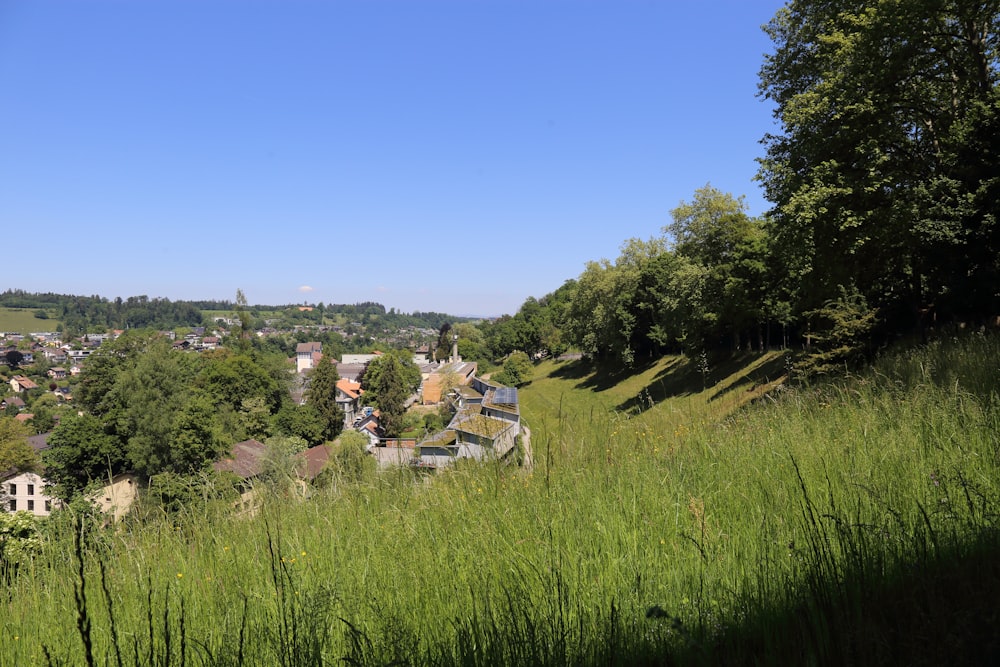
[7, 483, 14, 495]
[27, 500, 34, 511]
[45, 500, 52, 512]
[8, 499, 15, 512]
[27, 484, 35, 496]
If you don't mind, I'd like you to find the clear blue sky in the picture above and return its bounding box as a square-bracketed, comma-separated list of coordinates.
[1, 0, 784, 317]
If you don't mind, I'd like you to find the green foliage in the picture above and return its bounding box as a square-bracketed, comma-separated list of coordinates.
[799, 287, 878, 377]
[272, 403, 326, 447]
[4, 348, 24, 369]
[43, 414, 126, 499]
[0, 417, 37, 473]
[758, 0, 1000, 327]
[4, 335, 1000, 665]
[321, 431, 376, 486]
[0, 511, 41, 578]
[143, 470, 239, 516]
[359, 352, 418, 438]
[304, 354, 344, 442]
[197, 350, 284, 414]
[259, 435, 309, 490]
[492, 350, 533, 387]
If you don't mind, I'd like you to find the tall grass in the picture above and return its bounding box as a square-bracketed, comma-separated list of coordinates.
[3, 335, 999, 664]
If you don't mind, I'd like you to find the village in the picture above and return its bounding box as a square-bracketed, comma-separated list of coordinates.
[2, 327, 524, 522]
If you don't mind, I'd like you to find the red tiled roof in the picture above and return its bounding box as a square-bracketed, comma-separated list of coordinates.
[336, 378, 362, 400]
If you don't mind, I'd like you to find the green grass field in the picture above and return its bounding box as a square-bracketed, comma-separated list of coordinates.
[3, 335, 999, 665]
[0, 307, 59, 334]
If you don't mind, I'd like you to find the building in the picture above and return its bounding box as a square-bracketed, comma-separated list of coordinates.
[414, 379, 521, 471]
[3, 472, 57, 516]
[421, 361, 478, 405]
[296, 342, 322, 373]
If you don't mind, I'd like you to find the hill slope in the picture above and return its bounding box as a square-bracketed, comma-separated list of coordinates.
[4, 337, 999, 665]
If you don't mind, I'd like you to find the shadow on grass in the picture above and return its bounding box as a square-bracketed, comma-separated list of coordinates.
[549, 355, 663, 393]
[614, 351, 788, 414]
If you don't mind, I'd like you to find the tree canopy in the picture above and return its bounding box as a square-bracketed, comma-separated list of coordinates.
[758, 0, 1000, 329]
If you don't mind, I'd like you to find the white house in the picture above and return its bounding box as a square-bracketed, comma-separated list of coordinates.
[3, 472, 59, 516]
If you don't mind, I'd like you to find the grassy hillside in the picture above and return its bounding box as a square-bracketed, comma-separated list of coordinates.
[3, 336, 999, 665]
[0, 307, 59, 334]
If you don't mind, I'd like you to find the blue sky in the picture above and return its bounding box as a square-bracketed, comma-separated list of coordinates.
[1, 0, 784, 317]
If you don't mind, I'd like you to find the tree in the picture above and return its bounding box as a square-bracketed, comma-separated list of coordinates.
[304, 354, 345, 442]
[4, 350, 23, 369]
[169, 392, 228, 473]
[233, 288, 252, 351]
[435, 322, 453, 361]
[758, 0, 1000, 332]
[0, 418, 37, 473]
[198, 352, 283, 413]
[43, 414, 126, 499]
[668, 185, 771, 350]
[361, 355, 408, 438]
[272, 404, 326, 447]
[493, 351, 534, 387]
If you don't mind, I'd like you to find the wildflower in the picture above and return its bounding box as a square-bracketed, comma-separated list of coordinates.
[176, 573, 183, 579]
[301, 551, 307, 557]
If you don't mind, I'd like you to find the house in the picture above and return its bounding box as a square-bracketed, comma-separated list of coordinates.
[9, 375, 38, 393]
[294, 444, 332, 481]
[213, 439, 268, 480]
[2, 431, 60, 517]
[47, 367, 68, 380]
[421, 361, 478, 405]
[0, 396, 26, 411]
[3, 472, 58, 516]
[355, 412, 384, 442]
[369, 439, 417, 468]
[66, 349, 93, 363]
[42, 348, 68, 364]
[341, 353, 380, 365]
[90, 473, 139, 522]
[413, 382, 521, 470]
[296, 342, 322, 373]
[213, 439, 268, 514]
[336, 378, 363, 424]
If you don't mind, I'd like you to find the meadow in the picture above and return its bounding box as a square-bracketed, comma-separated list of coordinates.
[0, 307, 58, 335]
[3, 334, 999, 665]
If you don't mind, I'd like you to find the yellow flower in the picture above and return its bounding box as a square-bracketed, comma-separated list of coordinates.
[176, 573, 183, 579]
[301, 551, 307, 557]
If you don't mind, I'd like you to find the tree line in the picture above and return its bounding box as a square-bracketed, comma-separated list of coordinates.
[482, 1, 1000, 374]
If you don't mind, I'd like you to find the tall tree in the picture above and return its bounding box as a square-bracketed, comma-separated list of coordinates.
[361, 355, 408, 438]
[304, 354, 345, 442]
[758, 0, 1000, 331]
[668, 185, 770, 350]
